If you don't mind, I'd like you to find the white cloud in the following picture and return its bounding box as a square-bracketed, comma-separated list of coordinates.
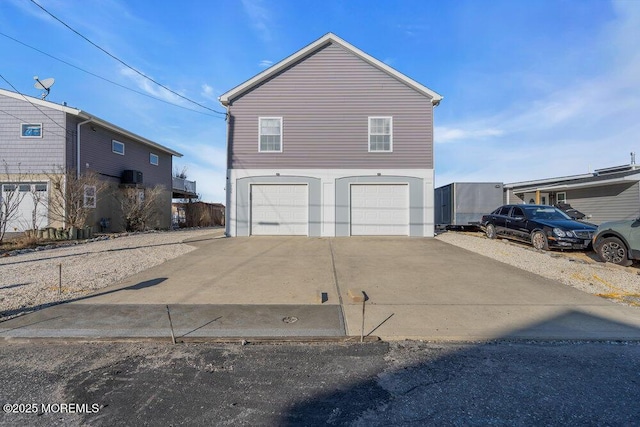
[436, 1, 640, 186]
[435, 126, 504, 143]
[259, 59, 274, 68]
[241, 0, 273, 42]
[119, 67, 187, 105]
[200, 83, 217, 101]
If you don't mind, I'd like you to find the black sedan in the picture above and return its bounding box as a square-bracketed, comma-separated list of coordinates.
[481, 204, 597, 250]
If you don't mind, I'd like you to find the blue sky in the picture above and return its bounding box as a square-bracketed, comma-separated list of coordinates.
[1, 0, 639, 203]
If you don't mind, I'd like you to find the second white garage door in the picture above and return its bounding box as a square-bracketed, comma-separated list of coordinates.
[251, 184, 308, 235]
[350, 184, 409, 236]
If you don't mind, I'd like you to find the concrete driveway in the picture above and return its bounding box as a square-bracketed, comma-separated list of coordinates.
[3, 235, 640, 341]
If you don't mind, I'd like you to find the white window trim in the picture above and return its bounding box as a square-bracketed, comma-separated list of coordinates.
[368, 116, 393, 152]
[83, 185, 97, 208]
[112, 140, 125, 155]
[150, 153, 159, 166]
[258, 117, 283, 153]
[557, 192, 567, 204]
[21, 123, 43, 138]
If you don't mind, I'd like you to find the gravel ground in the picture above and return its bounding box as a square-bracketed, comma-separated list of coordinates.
[2, 228, 639, 321]
[0, 228, 222, 319]
[437, 231, 640, 306]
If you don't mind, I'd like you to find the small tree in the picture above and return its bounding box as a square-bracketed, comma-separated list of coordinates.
[0, 161, 26, 243]
[24, 181, 48, 233]
[46, 167, 107, 229]
[115, 185, 166, 232]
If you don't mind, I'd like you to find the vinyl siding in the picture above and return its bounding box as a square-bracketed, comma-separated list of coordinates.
[66, 116, 173, 190]
[227, 42, 434, 170]
[0, 95, 66, 173]
[566, 182, 640, 224]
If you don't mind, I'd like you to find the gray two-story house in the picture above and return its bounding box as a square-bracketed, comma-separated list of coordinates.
[219, 33, 443, 237]
[0, 87, 182, 232]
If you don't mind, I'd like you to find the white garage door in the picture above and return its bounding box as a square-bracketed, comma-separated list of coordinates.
[350, 184, 409, 236]
[251, 184, 308, 235]
[1, 183, 48, 232]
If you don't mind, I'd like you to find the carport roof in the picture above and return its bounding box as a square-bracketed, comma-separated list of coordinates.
[507, 167, 640, 193]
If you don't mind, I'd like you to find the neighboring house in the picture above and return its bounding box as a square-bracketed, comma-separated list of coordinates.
[219, 33, 443, 237]
[504, 162, 640, 224]
[0, 88, 183, 232]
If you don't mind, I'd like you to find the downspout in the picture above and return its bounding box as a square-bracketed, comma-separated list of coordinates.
[76, 118, 92, 179]
[223, 104, 231, 237]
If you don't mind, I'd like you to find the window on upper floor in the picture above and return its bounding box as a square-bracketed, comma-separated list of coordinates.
[368, 117, 392, 152]
[150, 153, 159, 166]
[21, 123, 42, 138]
[259, 117, 282, 152]
[112, 140, 125, 155]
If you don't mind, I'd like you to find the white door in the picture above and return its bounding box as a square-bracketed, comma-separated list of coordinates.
[2, 183, 48, 232]
[350, 184, 409, 236]
[251, 184, 308, 235]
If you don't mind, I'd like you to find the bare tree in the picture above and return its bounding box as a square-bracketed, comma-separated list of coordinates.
[0, 161, 26, 243]
[114, 185, 166, 232]
[24, 181, 48, 233]
[173, 165, 188, 179]
[46, 166, 107, 229]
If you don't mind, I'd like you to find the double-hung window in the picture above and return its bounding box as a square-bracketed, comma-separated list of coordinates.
[150, 153, 159, 166]
[259, 117, 282, 152]
[368, 117, 392, 152]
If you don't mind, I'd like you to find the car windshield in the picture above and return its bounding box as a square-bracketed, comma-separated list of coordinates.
[524, 207, 572, 221]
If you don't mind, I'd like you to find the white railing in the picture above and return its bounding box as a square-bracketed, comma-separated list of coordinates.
[172, 177, 196, 194]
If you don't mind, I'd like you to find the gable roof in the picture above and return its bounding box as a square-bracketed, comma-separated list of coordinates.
[219, 32, 443, 106]
[0, 88, 182, 157]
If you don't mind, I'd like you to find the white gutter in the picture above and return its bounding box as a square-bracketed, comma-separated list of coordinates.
[76, 118, 93, 179]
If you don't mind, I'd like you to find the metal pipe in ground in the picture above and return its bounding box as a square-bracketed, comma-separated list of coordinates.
[360, 292, 366, 343]
[166, 305, 176, 345]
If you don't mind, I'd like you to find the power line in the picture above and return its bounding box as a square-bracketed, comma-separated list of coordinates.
[29, 0, 227, 117]
[0, 73, 74, 138]
[0, 31, 222, 118]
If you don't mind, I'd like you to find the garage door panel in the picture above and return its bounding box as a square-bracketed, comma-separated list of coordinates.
[251, 184, 308, 236]
[2, 183, 48, 232]
[350, 184, 408, 236]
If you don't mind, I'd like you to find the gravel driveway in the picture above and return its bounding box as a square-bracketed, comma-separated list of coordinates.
[2, 228, 639, 320]
[438, 231, 640, 307]
[1, 228, 223, 319]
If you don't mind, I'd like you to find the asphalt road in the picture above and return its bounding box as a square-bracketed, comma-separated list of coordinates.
[1, 340, 640, 426]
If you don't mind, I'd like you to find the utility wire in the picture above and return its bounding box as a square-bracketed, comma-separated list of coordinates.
[29, 0, 227, 117]
[0, 31, 221, 118]
[0, 73, 74, 137]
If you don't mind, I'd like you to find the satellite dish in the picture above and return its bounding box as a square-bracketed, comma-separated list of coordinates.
[33, 76, 55, 99]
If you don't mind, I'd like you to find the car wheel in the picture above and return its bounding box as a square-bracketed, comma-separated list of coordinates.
[486, 224, 496, 239]
[531, 231, 549, 251]
[597, 237, 632, 266]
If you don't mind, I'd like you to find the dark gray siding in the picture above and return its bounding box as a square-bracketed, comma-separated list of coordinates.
[567, 182, 640, 224]
[228, 42, 434, 170]
[67, 116, 173, 190]
[66, 116, 174, 231]
[0, 95, 66, 173]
